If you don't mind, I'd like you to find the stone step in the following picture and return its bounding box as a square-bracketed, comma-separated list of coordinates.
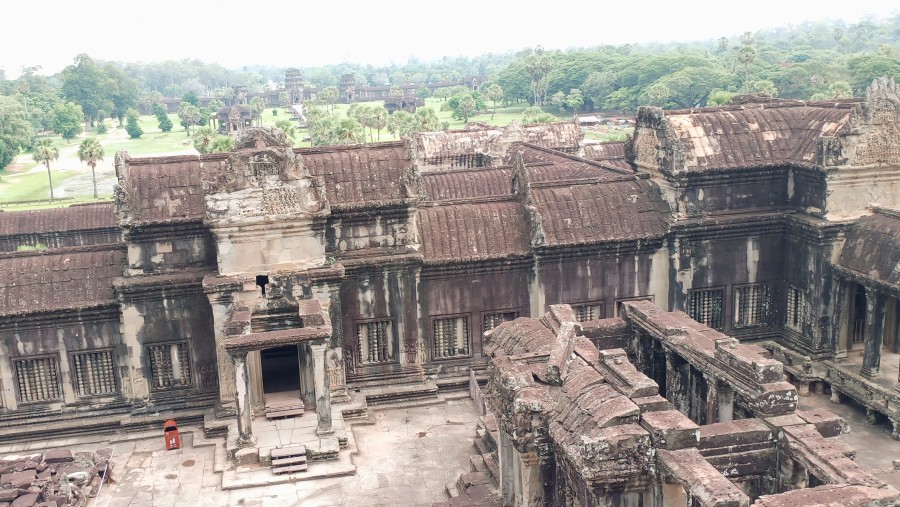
[270, 445, 306, 460]
[272, 463, 308, 474]
[482, 453, 499, 485]
[272, 455, 307, 467]
[265, 407, 305, 420]
[469, 454, 486, 473]
[363, 382, 439, 406]
[473, 437, 490, 456]
[445, 481, 461, 498]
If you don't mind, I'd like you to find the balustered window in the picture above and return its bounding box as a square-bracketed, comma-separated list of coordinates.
[14, 356, 61, 403]
[357, 320, 394, 364]
[482, 311, 518, 332]
[786, 285, 807, 331]
[688, 288, 725, 330]
[570, 302, 605, 322]
[433, 316, 470, 359]
[148, 342, 192, 390]
[72, 350, 117, 397]
[734, 283, 772, 328]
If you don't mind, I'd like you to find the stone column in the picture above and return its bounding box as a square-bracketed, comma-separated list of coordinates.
[232, 351, 255, 446]
[717, 381, 734, 422]
[309, 341, 333, 436]
[832, 280, 848, 359]
[498, 429, 515, 505]
[208, 292, 236, 415]
[704, 374, 718, 425]
[861, 288, 886, 378]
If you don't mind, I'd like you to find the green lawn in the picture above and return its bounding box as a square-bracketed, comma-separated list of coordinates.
[0, 100, 579, 207]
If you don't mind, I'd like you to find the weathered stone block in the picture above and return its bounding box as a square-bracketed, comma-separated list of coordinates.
[0, 490, 18, 502]
[41, 451, 73, 465]
[640, 410, 699, 450]
[795, 408, 847, 438]
[0, 472, 34, 490]
[234, 448, 258, 466]
[9, 493, 38, 507]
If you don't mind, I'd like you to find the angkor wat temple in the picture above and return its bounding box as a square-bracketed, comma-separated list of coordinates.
[1, 78, 899, 506]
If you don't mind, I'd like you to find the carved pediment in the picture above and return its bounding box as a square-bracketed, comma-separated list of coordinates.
[846, 78, 900, 166]
[202, 128, 326, 221]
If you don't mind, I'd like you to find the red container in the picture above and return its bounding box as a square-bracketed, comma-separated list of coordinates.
[164, 419, 182, 450]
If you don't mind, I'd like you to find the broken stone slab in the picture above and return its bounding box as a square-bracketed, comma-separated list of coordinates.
[9, 493, 38, 507]
[640, 410, 700, 450]
[0, 490, 18, 502]
[631, 395, 671, 413]
[34, 502, 57, 507]
[795, 408, 847, 438]
[41, 451, 72, 465]
[0, 472, 34, 490]
[234, 448, 258, 466]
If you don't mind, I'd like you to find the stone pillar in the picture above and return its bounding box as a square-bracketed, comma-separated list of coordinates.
[498, 429, 515, 505]
[861, 288, 886, 378]
[830, 388, 842, 404]
[705, 374, 718, 425]
[232, 351, 255, 446]
[832, 280, 848, 359]
[891, 419, 899, 441]
[718, 381, 734, 423]
[309, 341, 333, 436]
[208, 292, 236, 414]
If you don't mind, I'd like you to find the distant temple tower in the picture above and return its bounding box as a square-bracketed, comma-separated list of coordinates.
[285, 68, 304, 105]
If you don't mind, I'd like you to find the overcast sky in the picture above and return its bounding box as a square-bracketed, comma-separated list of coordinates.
[1, 0, 897, 78]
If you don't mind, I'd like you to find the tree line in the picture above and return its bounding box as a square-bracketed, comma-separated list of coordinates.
[2, 16, 899, 173]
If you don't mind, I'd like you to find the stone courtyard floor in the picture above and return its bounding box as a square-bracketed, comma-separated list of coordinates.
[67, 397, 479, 507]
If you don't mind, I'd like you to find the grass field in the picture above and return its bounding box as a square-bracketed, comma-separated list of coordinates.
[0, 99, 582, 207]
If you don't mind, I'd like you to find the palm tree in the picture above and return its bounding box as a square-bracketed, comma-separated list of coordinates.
[77, 137, 105, 199]
[371, 108, 388, 141]
[33, 138, 60, 202]
[275, 120, 297, 144]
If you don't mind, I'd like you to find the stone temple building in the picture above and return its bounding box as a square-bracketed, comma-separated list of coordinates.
[0, 78, 899, 504]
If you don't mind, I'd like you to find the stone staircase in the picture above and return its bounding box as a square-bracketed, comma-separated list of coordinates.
[270, 445, 308, 474]
[264, 391, 306, 420]
[435, 414, 501, 506]
[349, 366, 439, 405]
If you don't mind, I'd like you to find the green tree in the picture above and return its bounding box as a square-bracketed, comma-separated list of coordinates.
[104, 64, 138, 126]
[549, 91, 567, 111]
[0, 96, 35, 170]
[275, 120, 297, 143]
[565, 89, 584, 114]
[178, 102, 201, 135]
[417, 86, 431, 99]
[51, 102, 84, 141]
[32, 138, 59, 202]
[370, 107, 388, 141]
[336, 117, 364, 144]
[581, 71, 614, 110]
[209, 136, 234, 153]
[158, 112, 173, 132]
[77, 137, 104, 198]
[523, 106, 554, 125]
[248, 97, 265, 126]
[828, 80, 853, 99]
[191, 126, 217, 154]
[455, 95, 476, 123]
[125, 109, 143, 139]
[61, 54, 114, 129]
[318, 86, 340, 112]
[707, 90, 735, 106]
[183, 90, 200, 106]
[484, 84, 503, 119]
[524, 47, 554, 107]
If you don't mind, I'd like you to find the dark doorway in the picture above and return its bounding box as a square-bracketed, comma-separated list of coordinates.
[261, 345, 300, 394]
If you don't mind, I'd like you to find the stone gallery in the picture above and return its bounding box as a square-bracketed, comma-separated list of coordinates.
[1, 78, 900, 506]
